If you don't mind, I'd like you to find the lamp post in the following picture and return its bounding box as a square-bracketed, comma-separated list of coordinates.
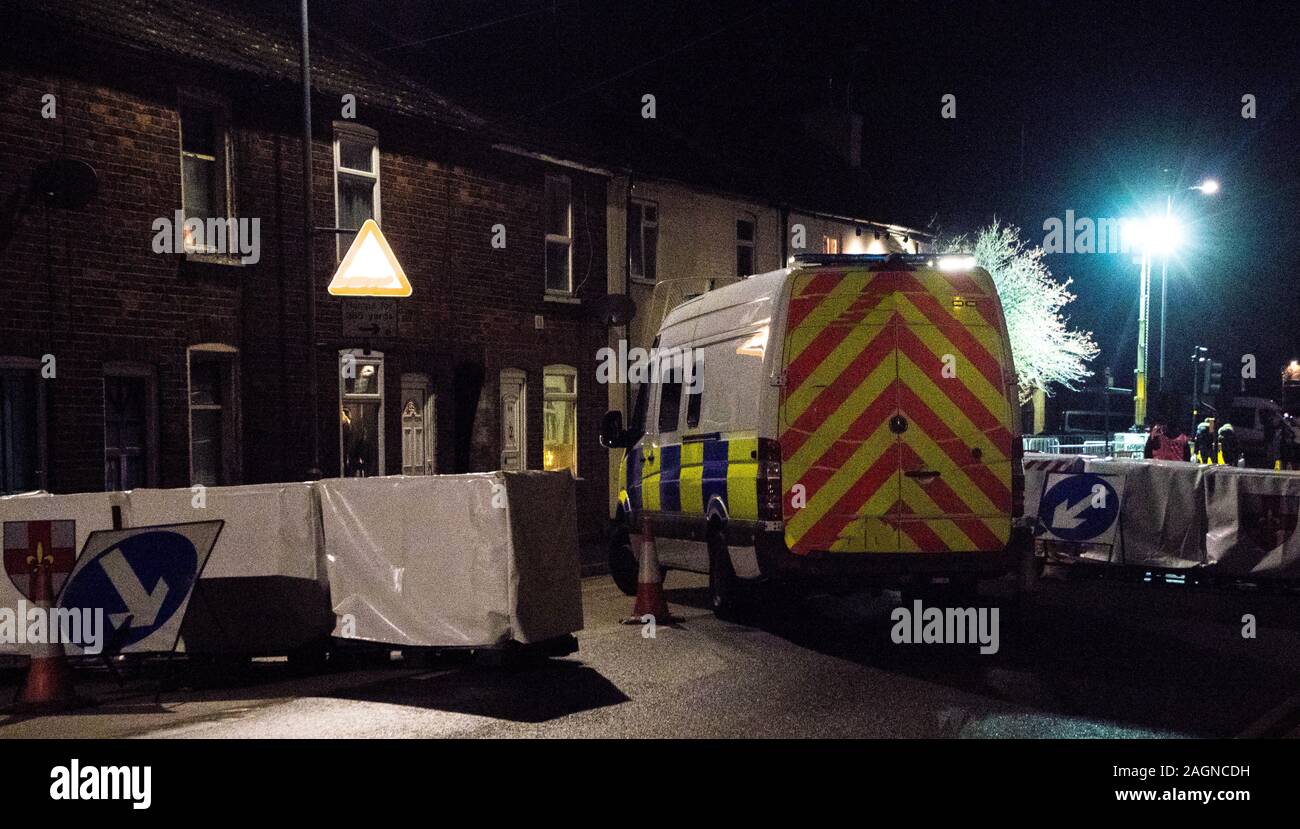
[1158, 179, 1219, 389]
[1132, 178, 1219, 429]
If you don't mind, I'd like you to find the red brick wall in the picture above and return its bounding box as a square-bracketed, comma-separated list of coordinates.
[0, 42, 611, 543]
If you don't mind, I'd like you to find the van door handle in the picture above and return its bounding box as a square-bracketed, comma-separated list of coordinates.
[905, 469, 940, 484]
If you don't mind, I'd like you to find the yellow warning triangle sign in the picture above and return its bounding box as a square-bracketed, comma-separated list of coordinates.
[327, 219, 412, 297]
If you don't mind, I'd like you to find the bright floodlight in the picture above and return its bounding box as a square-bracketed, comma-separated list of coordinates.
[1195, 179, 1220, 195]
[1127, 215, 1184, 255]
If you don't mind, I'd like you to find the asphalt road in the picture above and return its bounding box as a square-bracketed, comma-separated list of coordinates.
[3, 569, 1299, 738]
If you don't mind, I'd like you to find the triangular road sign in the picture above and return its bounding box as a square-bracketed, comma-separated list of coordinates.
[328, 219, 412, 297]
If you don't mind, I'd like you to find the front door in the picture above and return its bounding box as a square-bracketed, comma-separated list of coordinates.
[499, 368, 526, 472]
[400, 373, 434, 475]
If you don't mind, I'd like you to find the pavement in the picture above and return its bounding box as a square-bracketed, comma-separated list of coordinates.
[3, 569, 1300, 738]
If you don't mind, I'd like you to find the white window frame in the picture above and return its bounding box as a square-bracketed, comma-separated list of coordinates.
[186, 343, 241, 486]
[736, 213, 757, 276]
[177, 90, 234, 255]
[544, 174, 573, 295]
[542, 364, 578, 475]
[339, 348, 385, 477]
[629, 198, 659, 285]
[333, 122, 381, 260]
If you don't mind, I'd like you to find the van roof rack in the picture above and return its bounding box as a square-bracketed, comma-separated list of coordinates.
[791, 252, 974, 269]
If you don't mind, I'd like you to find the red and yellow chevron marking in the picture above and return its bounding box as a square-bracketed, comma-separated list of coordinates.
[781, 268, 1013, 556]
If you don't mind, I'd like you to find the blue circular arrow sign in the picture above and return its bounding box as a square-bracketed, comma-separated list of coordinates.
[61, 530, 199, 648]
[1040, 473, 1120, 542]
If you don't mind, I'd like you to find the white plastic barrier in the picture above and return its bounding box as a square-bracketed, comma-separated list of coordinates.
[0, 490, 123, 654]
[1082, 458, 1207, 569]
[1026, 455, 1300, 580]
[1204, 466, 1300, 579]
[1023, 453, 1088, 531]
[317, 471, 583, 648]
[125, 483, 332, 654]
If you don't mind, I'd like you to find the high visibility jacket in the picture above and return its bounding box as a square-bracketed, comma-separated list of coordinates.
[1217, 424, 1239, 466]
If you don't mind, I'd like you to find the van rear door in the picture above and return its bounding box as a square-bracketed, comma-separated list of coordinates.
[779, 267, 1014, 555]
[780, 270, 902, 554]
[892, 270, 1013, 552]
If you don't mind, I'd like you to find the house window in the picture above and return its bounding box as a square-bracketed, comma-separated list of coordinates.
[542, 365, 578, 474]
[629, 199, 658, 284]
[103, 364, 158, 491]
[333, 124, 380, 258]
[736, 215, 756, 276]
[0, 360, 43, 494]
[340, 349, 384, 477]
[823, 235, 840, 254]
[188, 346, 240, 486]
[178, 97, 232, 251]
[545, 174, 573, 293]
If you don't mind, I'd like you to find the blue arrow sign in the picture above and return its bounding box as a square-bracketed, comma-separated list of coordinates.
[1039, 473, 1121, 543]
[59, 521, 222, 653]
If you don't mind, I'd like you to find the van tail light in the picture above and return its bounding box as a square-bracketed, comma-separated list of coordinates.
[757, 438, 784, 522]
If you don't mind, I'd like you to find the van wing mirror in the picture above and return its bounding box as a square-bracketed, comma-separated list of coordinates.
[600, 410, 628, 449]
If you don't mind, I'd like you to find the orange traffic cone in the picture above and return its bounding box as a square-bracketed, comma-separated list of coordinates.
[621, 516, 674, 624]
[12, 560, 84, 714]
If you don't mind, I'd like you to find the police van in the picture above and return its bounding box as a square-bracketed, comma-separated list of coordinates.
[600, 253, 1029, 616]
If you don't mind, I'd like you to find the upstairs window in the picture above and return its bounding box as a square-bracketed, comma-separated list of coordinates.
[178, 97, 232, 251]
[629, 199, 659, 284]
[736, 215, 756, 276]
[334, 124, 380, 258]
[545, 174, 573, 293]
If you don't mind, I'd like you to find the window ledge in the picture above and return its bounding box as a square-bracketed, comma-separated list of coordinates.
[544, 292, 581, 305]
[629, 277, 657, 287]
[184, 250, 246, 267]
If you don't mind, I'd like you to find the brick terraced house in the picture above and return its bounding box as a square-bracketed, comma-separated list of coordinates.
[0, 1, 612, 539]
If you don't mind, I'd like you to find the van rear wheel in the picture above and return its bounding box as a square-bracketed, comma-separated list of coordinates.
[608, 521, 638, 597]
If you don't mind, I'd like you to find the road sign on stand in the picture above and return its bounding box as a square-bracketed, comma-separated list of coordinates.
[58, 521, 223, 654]
[1037, 472, 1124, 545]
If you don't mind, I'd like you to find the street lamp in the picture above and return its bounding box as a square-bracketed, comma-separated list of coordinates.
[1131, 177, 1220, 430]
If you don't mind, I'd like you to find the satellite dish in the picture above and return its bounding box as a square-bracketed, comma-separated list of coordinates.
[30, 158, 98, 209]
[592, 293, 637, 326]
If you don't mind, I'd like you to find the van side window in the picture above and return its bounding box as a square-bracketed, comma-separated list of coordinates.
[628, 382, 649, 441]
[685, 359, 703, 428]
[658, 376, 683, 433]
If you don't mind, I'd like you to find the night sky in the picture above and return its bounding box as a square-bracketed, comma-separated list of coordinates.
[314, 0, 1300, 403]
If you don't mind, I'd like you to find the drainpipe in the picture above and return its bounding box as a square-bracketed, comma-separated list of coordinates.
[301, 0, 321, 479]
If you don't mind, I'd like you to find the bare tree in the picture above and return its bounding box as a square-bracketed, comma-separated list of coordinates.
[945, 221, 1098, 403]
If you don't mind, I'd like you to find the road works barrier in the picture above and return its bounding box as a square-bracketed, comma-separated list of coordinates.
[125, 483, 332, 656]
[0, 472, 582, 655]
[317, 471, 582, 648]
[1027, 456, 1300, 580]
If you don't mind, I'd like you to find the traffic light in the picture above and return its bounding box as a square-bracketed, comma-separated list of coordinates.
[1202, 360, 1223, 395]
